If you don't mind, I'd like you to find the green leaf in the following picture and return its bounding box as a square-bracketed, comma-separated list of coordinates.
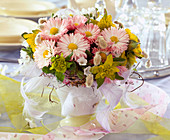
[51, 57, 56, 62]
[32, 29, 40, 34]
[104, 8, 107, 18]
[51, 13, 54, 17]
[133, 68, 137, 71]
[85, 50, 93, 58]
[113, 57, 126, 66]
[42, 66, 55, 74]
[21, 47, 33, 59]
[21, 32, 28, 40]
[90, 13, 92, 17]
[96, 78, 105, 88]
[77, 70, 84, 80]
[113, 57, 126, 62]
[65, 52, 73, 61]
[128, 40, 140, 51]
[69, 61, 77, 75]
[55, 72, 65, 82]
[42, 66, 49, 73]
[115, 72, 124, 80]
[66, 62, 72, 69]
[86, 19, 90, 24]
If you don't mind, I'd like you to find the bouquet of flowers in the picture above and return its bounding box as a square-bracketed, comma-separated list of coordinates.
[21, 8, 143, 88]
[11, 8, 169, 140]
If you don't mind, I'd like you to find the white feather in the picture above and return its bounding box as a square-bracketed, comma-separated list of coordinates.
[20, 77, 53, 119]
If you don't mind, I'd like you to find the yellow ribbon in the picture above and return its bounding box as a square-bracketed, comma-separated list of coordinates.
[0, 75, 61, 135]
[0, 74, 170, 140]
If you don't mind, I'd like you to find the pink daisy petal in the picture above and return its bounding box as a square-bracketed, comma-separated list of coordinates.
[68, 15, 88, 30]
[101, 27, 129, 57]
[34, 40, 56, 69]
[55, 33, 90, 61]
[75, 23, 100, 44]
[40, 17, 69, 41]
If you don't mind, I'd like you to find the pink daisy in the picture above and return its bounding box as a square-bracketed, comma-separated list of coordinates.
[75, 23, 100, 44]
[68, 15, 88, 30]
[34, 40, 55, 69]
[101, 27, 129, 57]
[40, 17, 68, 41]
[55, 33, 90, 61]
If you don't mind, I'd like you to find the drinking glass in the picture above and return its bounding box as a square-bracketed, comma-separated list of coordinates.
[144, 0, 168, 67]
[167, 22, 170, 53]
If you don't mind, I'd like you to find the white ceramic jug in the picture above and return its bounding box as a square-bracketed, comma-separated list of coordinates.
[68, 0, 118, 19]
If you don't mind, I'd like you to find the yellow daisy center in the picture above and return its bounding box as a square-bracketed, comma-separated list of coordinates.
[74, 23, 79, 26]
[85, 31, 92, 37]
[110, 36, 119, 43]
[50, 27, 59, 35]
[68, 43, 78, 51]
[43, 50, 49, 58]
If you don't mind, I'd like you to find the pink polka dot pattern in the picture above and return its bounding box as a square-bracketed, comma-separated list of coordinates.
[42, 79, 169, 139]
[0, 132, 43, 140]
[128, 79, 170, 117]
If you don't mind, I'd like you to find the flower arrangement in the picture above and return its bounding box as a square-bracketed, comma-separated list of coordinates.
[21, 9, 143, 89]
[0, 8, 169, 140]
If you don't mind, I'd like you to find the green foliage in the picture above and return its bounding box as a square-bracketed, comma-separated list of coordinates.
[51, 57, 56, 62]
[32, 29, 41, 34]
[133, 68, 137, 72]
[21, 32, 28, 40]
[103, 8, 108, 18]
[115, 72, 124, 80]
[55, 72, 65, 82]
[66, 62, 72, 69]
[96, 78, 105, 89]
[113, 57, 126, 66]
[69, 61, 77, 75]
[128, 40, 140, 51]
[113, 57, 126, 62]
[42, 66, 55, 74]
[65, 52, 73, 61]
[85, 50, 93, 58]
[21, 47, 33, 59]
[77, 70, 84, 80]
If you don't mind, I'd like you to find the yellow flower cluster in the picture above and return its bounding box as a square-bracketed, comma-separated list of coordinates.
[126, 29, 143, 58]
[97, 15, 116, 30]
[22, 30, 40, 52]
[50, 54, 67, 73]
[124, 29, 143, 67]
[125, 29, 138, 42]
[90, 54, 119, 80]
[91, 13, 116, 30]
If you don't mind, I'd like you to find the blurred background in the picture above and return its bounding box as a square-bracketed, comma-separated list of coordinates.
[0, 0, 170, 79]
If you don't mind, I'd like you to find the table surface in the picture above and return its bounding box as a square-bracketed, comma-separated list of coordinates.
[0, 0, 170, 140]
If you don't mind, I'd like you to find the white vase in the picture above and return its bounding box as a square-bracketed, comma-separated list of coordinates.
[56, 85, 102, 127]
